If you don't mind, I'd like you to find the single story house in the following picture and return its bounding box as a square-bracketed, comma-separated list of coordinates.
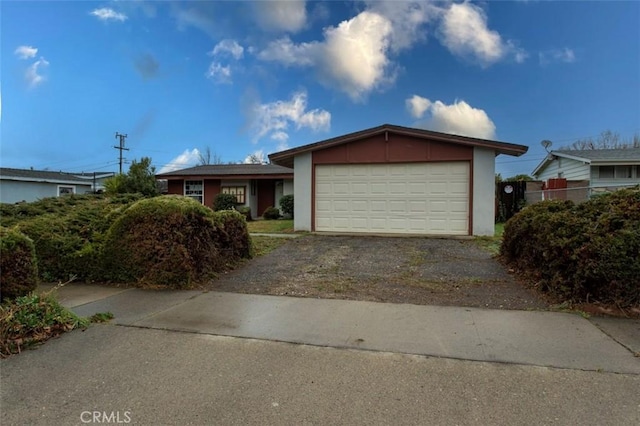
[269, 124, 528, 236]
[156, 164, 294, 219]
[0, 167, 115, 204]
[532, 148, 640, 188]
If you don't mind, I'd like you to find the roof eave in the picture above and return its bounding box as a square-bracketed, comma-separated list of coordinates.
[155, 173, 293, 180]
[269, 124, 528, 166]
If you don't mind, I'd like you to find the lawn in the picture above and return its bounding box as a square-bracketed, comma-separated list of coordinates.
[246, 219, 294, 234]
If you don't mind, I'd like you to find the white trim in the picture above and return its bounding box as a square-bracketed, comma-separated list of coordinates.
[184, 179, 204, 204]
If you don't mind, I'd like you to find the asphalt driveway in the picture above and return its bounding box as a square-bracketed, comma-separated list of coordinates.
[208, 235, 547, 310]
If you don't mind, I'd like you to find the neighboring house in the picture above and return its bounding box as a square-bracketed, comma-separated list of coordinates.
[269, 124, 528, 236]
[0, 168, 115, 204]
[532, 148, 640, 189]
[156, 164, 294, 219]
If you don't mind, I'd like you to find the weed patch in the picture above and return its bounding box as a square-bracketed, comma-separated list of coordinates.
[1, 291, 88, 357]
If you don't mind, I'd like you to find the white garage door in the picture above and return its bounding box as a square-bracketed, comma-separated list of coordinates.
[315, 162, 469, 235]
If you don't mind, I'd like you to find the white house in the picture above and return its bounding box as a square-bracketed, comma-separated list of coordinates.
[532, 148, 640, 189]
[0, 168, 115, 204]
[269, 124, 528, 237]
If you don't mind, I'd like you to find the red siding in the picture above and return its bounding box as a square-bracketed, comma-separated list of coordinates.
[312, 133, 473, 165]
[204, 179, 221, 208]
[167, 180, 183, 195]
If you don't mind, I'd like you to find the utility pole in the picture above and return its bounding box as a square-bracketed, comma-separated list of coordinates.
[114, 132, 129, 174]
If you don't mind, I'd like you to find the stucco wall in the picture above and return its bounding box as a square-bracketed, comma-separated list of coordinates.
[472, 148, 495, 236]
[294, 153, 312, 231]
[283, 179, 293, 196]
[0, 180, 92, 204]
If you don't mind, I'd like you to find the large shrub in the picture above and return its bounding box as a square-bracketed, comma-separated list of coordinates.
[262, 206, 281, 220]
[214, 193, 238, 211]
[279, 194, 294, 218]
[102, 196, 251, 288]
[11, 194, 141, 282]
[0, 228, 38, 302]
[501, 188, 640, 307]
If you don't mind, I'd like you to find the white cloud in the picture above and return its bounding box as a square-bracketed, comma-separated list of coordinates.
[258, 37, 317, 66]
[25, 57, 50, 88]
[271, 131, 289, 142]
[158, 149, 201, 174]
[206, 62, 232, 84]
[438, 2, 524, 67]
[259, 11, 395, 101]
[406, 95, 432, 119]
[249, 91, 330, 143]
[14, 45, 38, 59]
[90, 8, 128, 22]
[539, 48, 576, 65]
[365, 1, 439, 52]
[211, 39, 244, 60]
[321, 11, 394, 101]
[410, 96, 496, 140]
[254, 0, 307, 33]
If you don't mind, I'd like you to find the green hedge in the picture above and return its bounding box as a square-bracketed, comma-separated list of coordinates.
[0, 228, 39, 302]
[500, 188, 640, 307]
[102, 196, 251, 288]
[11, 194, 140, 282]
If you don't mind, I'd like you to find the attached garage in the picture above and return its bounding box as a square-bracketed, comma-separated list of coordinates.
[315, 163, 469, 235]
[269, 124, 528, 237]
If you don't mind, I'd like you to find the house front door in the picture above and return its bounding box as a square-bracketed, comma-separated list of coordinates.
[257, 180, 275, 217]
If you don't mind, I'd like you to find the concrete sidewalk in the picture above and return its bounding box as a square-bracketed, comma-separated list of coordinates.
[48, 283, 640, 374]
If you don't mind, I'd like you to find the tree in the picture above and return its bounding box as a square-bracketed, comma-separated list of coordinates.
[104, 157, 159, 197]
[244, 151, 267, 164]
[506, 174, 533, 181]
[197, 147, 223, 165]
[562, 130, 640, 150]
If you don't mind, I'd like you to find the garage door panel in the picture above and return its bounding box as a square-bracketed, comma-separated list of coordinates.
[316, 163, 469, 235]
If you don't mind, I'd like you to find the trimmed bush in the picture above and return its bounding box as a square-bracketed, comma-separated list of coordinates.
[0, 228, 39, 302]
[500, 188, 640, 307]
[262, 206, 280, 220]
[279, 194, 294, 218]
[236, 206, 252, 221]
[102, 196, 251, 288]
[214, 193, 238, 211]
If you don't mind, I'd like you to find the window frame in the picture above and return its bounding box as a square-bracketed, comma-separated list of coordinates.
[58, 185, 76, 196]
[184, 180, 204, 204]
[222, 186, 246, 204]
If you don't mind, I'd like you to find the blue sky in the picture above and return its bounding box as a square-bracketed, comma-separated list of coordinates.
[2, 1, 639, 178]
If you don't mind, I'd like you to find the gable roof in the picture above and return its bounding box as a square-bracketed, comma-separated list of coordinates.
[532, 148, 640, 176]
[156, 164, 293, 179]
[268, 124, 529, 168]
[0, 167, 114, 185]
